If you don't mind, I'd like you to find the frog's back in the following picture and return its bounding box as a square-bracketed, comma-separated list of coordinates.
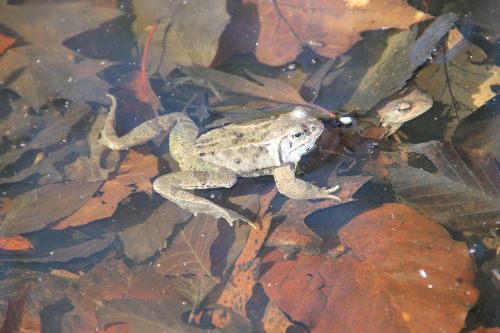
[192, 121, 281, 175]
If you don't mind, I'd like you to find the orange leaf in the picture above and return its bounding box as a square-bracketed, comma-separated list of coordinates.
[261, 203, 478, 333]
[215, 187, 277, 317]
[53, 150, 158, 230]
[0, 235, 33, 251]
[52, 181, 131, 230]
[0, 32, 15, 56]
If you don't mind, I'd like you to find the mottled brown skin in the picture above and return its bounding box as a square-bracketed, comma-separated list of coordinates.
[376, 86, 433, 137]
[101, 94, 340, 228]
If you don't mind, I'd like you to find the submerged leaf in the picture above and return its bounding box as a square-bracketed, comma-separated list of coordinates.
[119, 201, 192, 263]
[218, 0, 431, 66]
[0, 180, 102, 236]
[390, 141, 500, 234]
[0, 3, 121, 107]
[261, 204, 478, 333]
[133, 0, 229, 77]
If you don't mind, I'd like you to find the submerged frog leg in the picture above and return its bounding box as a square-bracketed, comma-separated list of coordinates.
[100, 93, 192, 150]
[153, 170, 258, 229]
[273, 164, 341, 201]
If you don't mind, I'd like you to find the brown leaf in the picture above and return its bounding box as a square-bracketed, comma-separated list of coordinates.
[1, 233, 114, 264]
[0, 235, 33, 251]
[316, 13, 456, 112]
[132, 0, 229, 77]
[0, 102, 92, 172]
[0, 3, 121, 107]
[153, 214, 220, 280]
[390, 141, 500, 234]
[53, 149, 158, 230]
[0, 180, 102, 236]
[215, 188, 277, 317]
[218, 0, 431, 66]
[118, 201, 192, 263]
[261, 203, 478, 333]
[181, 65, 334, 116]
[267, 175, 371, 256]
[65, 260, 176, 331]
[416, 27, 499, 121]
[96, 297, 199, 333]
[0, 286, 41, 333]
[0, 99, 43, 142]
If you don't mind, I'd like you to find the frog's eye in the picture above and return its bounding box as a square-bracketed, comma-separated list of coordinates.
[395, 102, 412, 113]
[292, 132, 303, 138]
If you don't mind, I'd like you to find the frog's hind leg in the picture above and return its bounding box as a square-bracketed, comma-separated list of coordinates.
[101, 93, 193, 150]
[153, 170, 257, 228]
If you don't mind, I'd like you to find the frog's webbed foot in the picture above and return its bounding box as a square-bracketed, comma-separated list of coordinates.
[273, 164, 342, 202]
[153, 170, 258, 229]
[100, 93, 191, 151]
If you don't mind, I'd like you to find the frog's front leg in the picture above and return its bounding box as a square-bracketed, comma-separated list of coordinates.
[273, 164, 341, 202]
[153, 170, 257, 229]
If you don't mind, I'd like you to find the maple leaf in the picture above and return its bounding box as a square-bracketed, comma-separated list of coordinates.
[0, 3, 121, 107]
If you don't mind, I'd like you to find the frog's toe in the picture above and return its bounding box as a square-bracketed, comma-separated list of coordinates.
[326, 194, 342, 202]
[325, 185, 341, 193]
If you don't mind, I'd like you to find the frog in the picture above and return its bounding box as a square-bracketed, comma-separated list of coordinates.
[358, 86, 433, 140]
[100, 94, 341, 228]
[375, 86, 433, 137]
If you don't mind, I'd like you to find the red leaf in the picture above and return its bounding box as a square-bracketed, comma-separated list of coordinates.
[0, 32, 15, 56]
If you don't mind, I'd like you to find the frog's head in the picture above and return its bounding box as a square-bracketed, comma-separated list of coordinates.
[276, 106, 324, 164]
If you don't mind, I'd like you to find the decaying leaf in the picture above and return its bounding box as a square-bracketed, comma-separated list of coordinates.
[64, 260, 176, 331]
[317, 13, 457, 112]
[417, 28, 499, 116]
[0, 180, 102, 236]
[215, 188, 276, 319]
[0, 102, 92, 172]
[390, 141, 500, 234]
[0, 233, 115, 264]
[118, 201, 192, 263]
[181, 65, 333, 116]
[53, 149, 158, 230]
[0, 2, 121, 107]
[261, 204, 478, 333]
[153, 214, 220, 280]
[218, 0, 431, 66]
[96, 297, 200, 333]
[132, 0, 229, 77]
[0, 99, 43, 142]
[267, 175, 370, 256]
